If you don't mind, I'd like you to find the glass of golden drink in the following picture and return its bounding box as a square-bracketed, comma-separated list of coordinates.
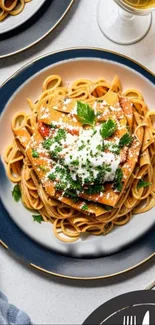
[97, 0, 155, 44]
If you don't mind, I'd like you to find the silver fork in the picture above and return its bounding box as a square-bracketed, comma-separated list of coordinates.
[123, 315, 137, 325]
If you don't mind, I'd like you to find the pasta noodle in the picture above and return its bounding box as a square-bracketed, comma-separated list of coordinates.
[4, 75, 155, 242]
[0, 0, 31, 21]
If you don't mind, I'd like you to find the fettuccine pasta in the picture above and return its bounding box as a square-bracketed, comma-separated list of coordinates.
[4, 75, 155, 242]
[0, 0, 31, 21]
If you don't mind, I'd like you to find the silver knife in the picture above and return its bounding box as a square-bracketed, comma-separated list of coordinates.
[142, 311, 150, 325]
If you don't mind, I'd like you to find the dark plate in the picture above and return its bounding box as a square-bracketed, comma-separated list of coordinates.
[0, 48, 155, 279]
[0, 0, 74, 58]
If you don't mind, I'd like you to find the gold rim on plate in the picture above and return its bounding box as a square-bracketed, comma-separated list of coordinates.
[0, 239, 154, 280]
[0, 47, 154, 280]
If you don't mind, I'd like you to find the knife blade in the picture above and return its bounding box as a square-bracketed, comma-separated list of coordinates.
[142, 311, 150, 325]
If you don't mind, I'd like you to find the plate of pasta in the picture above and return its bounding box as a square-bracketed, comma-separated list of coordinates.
[0, 0, 46, 34]
[0, 48, 155, 278]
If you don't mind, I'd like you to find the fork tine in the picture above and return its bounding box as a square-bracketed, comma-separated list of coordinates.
[130, 316, 133, 325]
[123, 315, 137, 325]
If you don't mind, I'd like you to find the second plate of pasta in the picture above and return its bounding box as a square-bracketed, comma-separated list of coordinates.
[0, 0, 46, 34]
[0, 49, 155, 258]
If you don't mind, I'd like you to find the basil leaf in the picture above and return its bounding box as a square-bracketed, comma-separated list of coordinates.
[32, 214, 44, 224]
[100, 120, 117, 139]
[119, 133, 133, 148]
[77, 101, 96, 126]
[137, 179, 152, 189]
[114, 168, 123, 192]
[12, 184, 21, 202]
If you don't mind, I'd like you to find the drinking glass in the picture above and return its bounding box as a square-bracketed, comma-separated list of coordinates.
[97, 0, 155, 45]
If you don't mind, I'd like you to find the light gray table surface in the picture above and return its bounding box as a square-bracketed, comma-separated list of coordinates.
[0, 1, 155, 324]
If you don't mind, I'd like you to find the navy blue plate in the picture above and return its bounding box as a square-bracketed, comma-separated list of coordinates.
[0, 48, 155, 279]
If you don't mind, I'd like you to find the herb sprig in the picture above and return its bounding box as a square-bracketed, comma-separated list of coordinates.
[119, 133, 133, 148]
[32, 214, 44, 224]
[137, 179, 152, 189]
[85, 185, 104, 195]
[12, 184, 21, 202]
[77, 101, 96, 126]
[114, 168, 123, 192]
[100, 120, 117, 139]
[82, 204, 89, 211]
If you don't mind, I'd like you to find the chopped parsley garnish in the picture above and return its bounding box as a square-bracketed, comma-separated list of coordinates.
[48, 173, 56, 181]
[84, 177, 91, 184]
[137, 179, 152, 189]
[50, 123, 57, 129]
[114, 168, 123, 192]
[100, 119, 117, 139]
[42, 138, 53, 150]
[71, 160, 79, 166]
[102, 142, 109, 151]
[77, 101, 96, 126]
[105, 166, 112, 172]
[90, 150, 94, 158]
[41, 116, 125, 202]
[84, 174, 95, 185]
[97, 99, 103, 103]
[102, 142, 120, 154]
[110, 144, 120, 155]
[82, 204, 89, 211]
[32, 149, 39, 158]
[63, 190, 79, 203]
[85, 185, 104, 195]
[96, 144, 102, 151]
[54, 129, 66, 143]
[32, 214, 44, 224]
[12, 184, 21, 202]
[119, 133, 133, 148]
[50, 146, 62, 160]
[92, 129, 97, 135]
[55, 166, 66, 175]
[53, 165, 83, 195]
[56, 182, 67, 191]
[43, 129, 66, 152]
[78, 144, 85, 151]
[95, 164, 111, 184]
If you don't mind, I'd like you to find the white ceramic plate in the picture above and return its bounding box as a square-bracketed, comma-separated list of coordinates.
[0, 0, 46, 34]
[0, 51, 154, 258]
